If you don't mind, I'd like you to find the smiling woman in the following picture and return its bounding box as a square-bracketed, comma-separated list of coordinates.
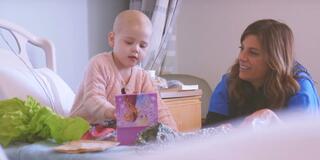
[238, 35, 269, 89]
[205, 19, 320, 127]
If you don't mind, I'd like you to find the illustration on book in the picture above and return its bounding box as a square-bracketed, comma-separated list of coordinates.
[115, 93, 158, 127]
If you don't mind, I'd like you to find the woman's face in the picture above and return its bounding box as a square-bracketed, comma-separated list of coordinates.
[238, 35, 269, 89]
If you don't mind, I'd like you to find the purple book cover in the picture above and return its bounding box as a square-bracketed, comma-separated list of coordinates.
[115, 92, 158, 145]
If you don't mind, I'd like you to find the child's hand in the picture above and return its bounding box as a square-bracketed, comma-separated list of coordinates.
[105, 109, 116, 120]
[113, 111, 117, 119]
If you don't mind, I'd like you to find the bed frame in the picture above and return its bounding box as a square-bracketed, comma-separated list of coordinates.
[0, 19, 56, 71]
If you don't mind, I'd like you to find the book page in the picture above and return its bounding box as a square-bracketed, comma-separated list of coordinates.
[115, 93, 158, 127]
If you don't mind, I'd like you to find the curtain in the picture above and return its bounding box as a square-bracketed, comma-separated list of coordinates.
[130, 0, 180, 75]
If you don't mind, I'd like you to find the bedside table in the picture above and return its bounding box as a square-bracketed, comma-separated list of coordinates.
[160, 89, 202, 132]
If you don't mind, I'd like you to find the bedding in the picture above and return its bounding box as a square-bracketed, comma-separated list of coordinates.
[0, 65, 74, 116]
[0, 20, 74, 116]
[36, 68, 74, 116]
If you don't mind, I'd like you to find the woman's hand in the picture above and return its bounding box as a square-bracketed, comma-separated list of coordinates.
[240, 108, 282, 129]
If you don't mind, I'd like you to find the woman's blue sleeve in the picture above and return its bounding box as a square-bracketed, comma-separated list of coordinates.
[287, 76, 320, 114]
[208, 74, 230, 116]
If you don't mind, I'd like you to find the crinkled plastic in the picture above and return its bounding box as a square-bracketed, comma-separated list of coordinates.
[81, 124, 116, 141]
[0, 96, 90, 147]
[240, 109, 283, 130]
[136, 123, 233, 145]
[136, 109, 283, 145]
[136, 123, 178, 145]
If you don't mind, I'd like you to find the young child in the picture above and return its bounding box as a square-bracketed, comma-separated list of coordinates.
[70, 10, 177, 130]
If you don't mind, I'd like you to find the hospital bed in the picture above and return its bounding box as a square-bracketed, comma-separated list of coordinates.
[0, 19, 74, 117]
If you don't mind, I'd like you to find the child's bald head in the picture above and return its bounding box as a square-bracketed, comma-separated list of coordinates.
[112, 10, 152, 34]
[108, 10, 153, 68]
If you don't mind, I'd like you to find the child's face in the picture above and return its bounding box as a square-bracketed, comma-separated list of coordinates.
[109, 23, 152, 69]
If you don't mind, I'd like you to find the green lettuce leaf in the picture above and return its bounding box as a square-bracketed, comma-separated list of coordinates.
[0, 96, 89, 147]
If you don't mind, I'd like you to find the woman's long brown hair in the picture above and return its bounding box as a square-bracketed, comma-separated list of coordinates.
[228, 19, 300, 116]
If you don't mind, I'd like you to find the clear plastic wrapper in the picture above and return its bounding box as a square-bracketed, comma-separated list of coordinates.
[137, 109, 282, 146]
[136, 123, 233, 145]
[240, 109, 282, 130]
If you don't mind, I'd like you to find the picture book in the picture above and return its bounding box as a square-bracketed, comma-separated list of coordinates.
[115, 92, 158, 145]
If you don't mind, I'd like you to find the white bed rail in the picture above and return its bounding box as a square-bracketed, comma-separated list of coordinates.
[0, 19, 56, 72]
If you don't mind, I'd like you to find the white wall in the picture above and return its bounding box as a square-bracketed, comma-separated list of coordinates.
[0, 0, 88, 91]
[88, 0, 129, 57]
[176, 0, 320, 93]
[0, 0, 129, 91]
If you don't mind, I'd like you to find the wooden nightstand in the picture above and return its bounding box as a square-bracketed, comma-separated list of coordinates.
[160, 89, 202, 132]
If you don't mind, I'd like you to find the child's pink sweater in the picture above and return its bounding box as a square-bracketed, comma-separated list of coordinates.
[71, 52, 177, 130]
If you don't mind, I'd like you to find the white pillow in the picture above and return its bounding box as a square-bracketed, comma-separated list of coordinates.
[0, 67, 74, 116]
[0, 49, 74, 116]
[36, 68, 75, 116]
[0, 48, 30, 71]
